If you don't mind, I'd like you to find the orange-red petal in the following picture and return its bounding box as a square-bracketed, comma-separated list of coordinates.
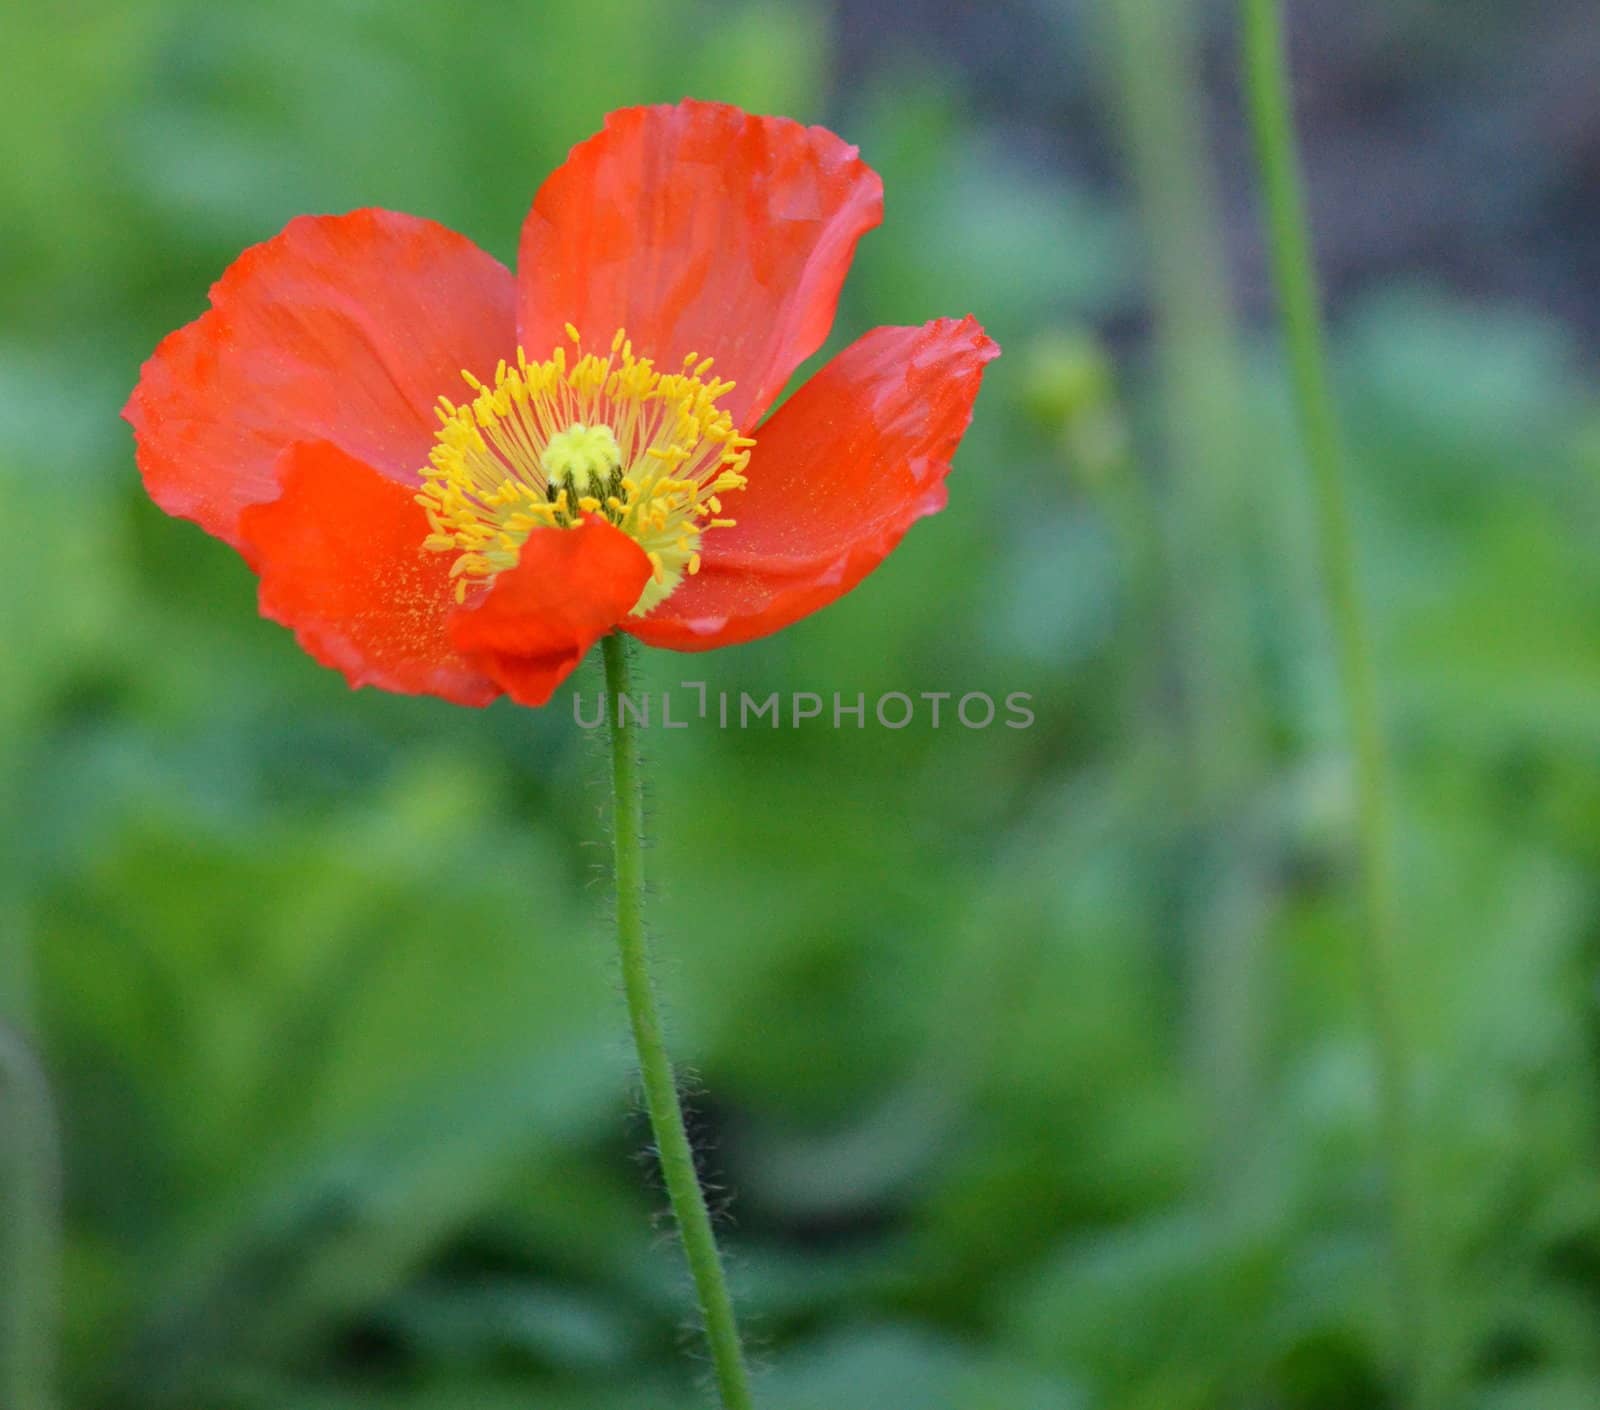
[238, 442, 499, 705]
[625, 317, 998, 653]
[517, 100, 883, 431]
[125, 210, 515, 551]
[449, 518, 654, 708]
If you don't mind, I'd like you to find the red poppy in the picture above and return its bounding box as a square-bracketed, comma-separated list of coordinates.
[124, 100, 998, 708]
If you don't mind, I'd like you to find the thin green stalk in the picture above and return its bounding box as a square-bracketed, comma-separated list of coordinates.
[0, 1018, 61, 1410]
[1239, 1, 1436, 1404]
[1099, 0, 1266, 1216]
[600, 632, 754, 1410]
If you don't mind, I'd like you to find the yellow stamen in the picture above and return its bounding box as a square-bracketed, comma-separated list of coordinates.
[415, 328, 751, 614]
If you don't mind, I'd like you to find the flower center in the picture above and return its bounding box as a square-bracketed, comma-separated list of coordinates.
[417, 325, 752, 614]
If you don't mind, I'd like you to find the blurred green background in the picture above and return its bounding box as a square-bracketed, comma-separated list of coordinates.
[6, 1, 1600, 1407]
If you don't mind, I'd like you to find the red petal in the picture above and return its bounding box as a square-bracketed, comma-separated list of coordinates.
[450, 517, 653, 708]
[518, 100, 882, 430]
[625, 317, 998, 653]
[238, 442, 499, 705]
[125, 210, 515, 550]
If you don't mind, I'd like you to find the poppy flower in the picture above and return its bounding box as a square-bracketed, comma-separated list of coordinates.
[124, 100, 998, 708]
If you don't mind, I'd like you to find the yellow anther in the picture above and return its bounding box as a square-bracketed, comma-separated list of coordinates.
[415, 326, 753, 615]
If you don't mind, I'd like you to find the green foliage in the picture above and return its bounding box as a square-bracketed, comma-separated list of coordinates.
[3, 0, 1599, 1406]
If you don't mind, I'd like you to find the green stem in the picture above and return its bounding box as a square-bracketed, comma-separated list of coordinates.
[1099, 0, 1265, 1216]
[0, 1019, 61, 1410]
[1239, 1, 1435, 1404]
[600, 633, 754, 1410]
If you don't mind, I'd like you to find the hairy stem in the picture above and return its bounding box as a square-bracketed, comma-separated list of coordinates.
[600, 632, 754, 1410]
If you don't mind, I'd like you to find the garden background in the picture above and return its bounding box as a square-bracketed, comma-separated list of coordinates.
[5, 0, 1600, 1406]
